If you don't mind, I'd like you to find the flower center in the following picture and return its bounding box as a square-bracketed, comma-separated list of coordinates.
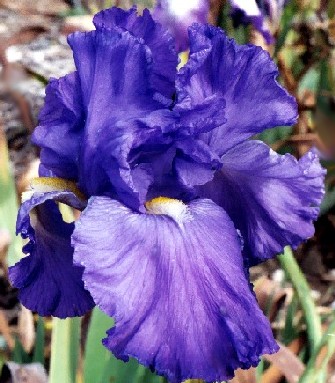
[145, 197, 189, 222]
[22, 177, 86, 203]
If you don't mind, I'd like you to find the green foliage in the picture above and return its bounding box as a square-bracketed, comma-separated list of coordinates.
[33, 316, 45, 365]
[282, 294, 300, 345]
[279, 247, 322, 355]
[0, 136, 21, 266]
[83, 308, 112, 383]
[83, 308, 166, 383]
[12, 338, 30, 365]
[275, 0, 299, 54]
[10, 316, 45, 367]
[300, 319, 335, 383]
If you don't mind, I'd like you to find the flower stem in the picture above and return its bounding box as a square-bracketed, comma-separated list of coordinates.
[49, 317, 81, 383]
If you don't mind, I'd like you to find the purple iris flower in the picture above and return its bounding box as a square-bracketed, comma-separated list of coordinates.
[153, 0, 209, 52]
[231, 0, 289, 44]
[10, 7, 325, 383]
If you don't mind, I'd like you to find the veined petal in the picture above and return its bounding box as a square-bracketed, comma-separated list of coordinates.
[67, 28, 176, 208]
[176, 24, 298, 156]
[67, 28, 156, 110]
[198, 141, 326, 266]
[33, 72, 84, 180]
[72, 197, 277, 382]
[93, 6, 178, 99]
[9, 188, 94, 318]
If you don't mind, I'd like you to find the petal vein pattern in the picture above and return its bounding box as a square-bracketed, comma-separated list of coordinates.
[176, 24, 298, 156]
[93, 6, 178, 99]
[72, 197, 278, 382]
[9, 191, 94, 318]
[198, 141, 326, 266]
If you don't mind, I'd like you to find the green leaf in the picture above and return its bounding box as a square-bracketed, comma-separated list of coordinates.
[33, 316, 45, 365]
[100, 357, 162, 383]
[299, 319, 335, 383]
[0, 133, 22, 266]
[49, 318, 81, 383]
[12, 338, 30, 364]
[282, 293, 299, 344]
[317, 59, 335, 116]
[232, 25, 249, 45]
[278, 247, 327, 383]
[274, 0, 299, 55]
[320, 185, 335, 215]
[84, 308, 166, 383]
[83, 308, 113, 383]
[329, 2, 335, 18]
[255, 358, 265, 383]
[278, 247, 322, 354]
[298, 67, 320, 94]
[256, 126, 293, 146]
[316, 61, 335, 154]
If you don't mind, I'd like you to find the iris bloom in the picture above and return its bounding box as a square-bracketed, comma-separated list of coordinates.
[153, 0, 209, 52]
[231, 0, 289, 44]
[153, 0, 289, 51]
[10, 7, 324, 383]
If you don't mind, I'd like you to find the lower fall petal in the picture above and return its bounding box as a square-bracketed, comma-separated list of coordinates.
[9, 190, 95, 318]
[72, 196, 278, 382]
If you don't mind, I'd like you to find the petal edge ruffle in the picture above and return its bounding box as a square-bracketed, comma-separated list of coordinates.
[176, 24, 298, 156]
[199, 141, 326, 266]
[10, 191, 94, 318]
[93, 6, 178, 100]
[72, 197, 278, 382]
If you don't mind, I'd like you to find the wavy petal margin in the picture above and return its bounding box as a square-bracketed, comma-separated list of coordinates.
[72, 197, 277, 382]
[10, 189, 94, 317]
[199, 141, 326, 266]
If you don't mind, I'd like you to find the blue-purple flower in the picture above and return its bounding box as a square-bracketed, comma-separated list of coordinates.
[10, 7, 325, 383]
[231, 0, 289, 44]
[153, 0, 209, 52]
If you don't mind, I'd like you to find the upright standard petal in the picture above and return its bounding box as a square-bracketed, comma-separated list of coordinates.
[9, 189, 94, 317]
[67, 28, 177, 209]
[176, 24, 298, 156]
[72, 197, 277, 382]
[198, 141, 326, 266]
[93, 7, 178, 100]
[33, 72, 84, 180]
[153, 0, 209, 52]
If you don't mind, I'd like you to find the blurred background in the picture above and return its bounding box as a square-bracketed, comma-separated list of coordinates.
[0, 0, 335, 382]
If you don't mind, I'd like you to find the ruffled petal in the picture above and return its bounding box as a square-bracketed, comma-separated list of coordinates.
[67, 28, 176, 208]
[153, 0, 209, 52]
[72, 197, 278, 382]
[176, 24, 298, 156]
[9, 190, 94, 318]
[33, 72, 84, 180]
[67, 28, 156, 111]
[93, 6, 178, 99]
[198, 141, 326, 266]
